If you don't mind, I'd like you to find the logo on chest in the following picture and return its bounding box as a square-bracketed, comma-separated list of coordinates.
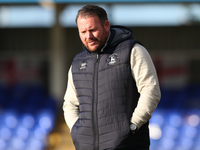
[80, 62, 87, 70]
[107, 53, 119, 65]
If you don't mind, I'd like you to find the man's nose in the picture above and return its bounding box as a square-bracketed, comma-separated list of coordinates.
[87, 32, 93, 39]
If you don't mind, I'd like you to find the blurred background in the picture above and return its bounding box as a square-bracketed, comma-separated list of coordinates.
[0, 0, 200, 150]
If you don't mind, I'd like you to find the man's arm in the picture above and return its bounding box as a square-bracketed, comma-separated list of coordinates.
[130, 43, 161, 129]
[63, 66, 79, 131]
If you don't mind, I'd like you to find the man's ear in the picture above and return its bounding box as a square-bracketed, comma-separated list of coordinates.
[104, 20, 110, 32]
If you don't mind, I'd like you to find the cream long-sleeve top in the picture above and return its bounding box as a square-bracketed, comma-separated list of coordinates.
[63, 43, 161, 131]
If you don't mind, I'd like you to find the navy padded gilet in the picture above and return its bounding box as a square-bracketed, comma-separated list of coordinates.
[71, 38, 150, 150]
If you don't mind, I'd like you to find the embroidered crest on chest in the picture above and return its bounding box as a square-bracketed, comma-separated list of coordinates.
[107, 53, 119, 65]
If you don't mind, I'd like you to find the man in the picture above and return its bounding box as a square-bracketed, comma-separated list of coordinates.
[63, 4, 161, 150]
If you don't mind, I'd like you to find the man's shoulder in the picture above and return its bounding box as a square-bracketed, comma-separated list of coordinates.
[132, 43, 147, 51]
[74, 50, 89, 59]
[114, 38, 140, 51]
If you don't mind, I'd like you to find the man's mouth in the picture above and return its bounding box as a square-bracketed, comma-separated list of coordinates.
[88, 38, 98, 45]
[88, 40, 97, 46]
[88, 41, 95, 44]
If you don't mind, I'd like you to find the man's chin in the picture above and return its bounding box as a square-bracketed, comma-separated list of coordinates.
[85, 43, 102, 52]
[87, 46, 99, 52]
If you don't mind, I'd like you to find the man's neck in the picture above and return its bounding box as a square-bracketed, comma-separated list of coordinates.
[100, 31, 111, 52]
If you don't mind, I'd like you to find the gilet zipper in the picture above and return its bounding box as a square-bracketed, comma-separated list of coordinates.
[93, 54, 99, 150]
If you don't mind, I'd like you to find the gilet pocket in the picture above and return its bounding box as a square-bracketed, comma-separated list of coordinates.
[71, 119, 79, 145]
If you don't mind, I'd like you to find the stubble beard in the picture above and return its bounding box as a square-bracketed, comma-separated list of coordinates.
[85, 31, 108, 52]
[85, 38, 104, 52]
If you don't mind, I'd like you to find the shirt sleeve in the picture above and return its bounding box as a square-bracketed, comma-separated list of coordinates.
[63, 66, 80, 131]
[130, 43, 161, 129]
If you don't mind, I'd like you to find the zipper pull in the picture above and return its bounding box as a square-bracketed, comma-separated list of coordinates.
[96, 54, 99, 62]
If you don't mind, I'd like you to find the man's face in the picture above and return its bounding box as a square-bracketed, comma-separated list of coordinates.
[77, 15, 110, 52]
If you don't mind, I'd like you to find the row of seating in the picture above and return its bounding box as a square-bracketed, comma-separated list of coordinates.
[150, 83, 200, 150]
[158, 84, 200, 109]
[150, 109, 200, 150]
[1, 83, 200, 150]
[0, 83, 57, 150]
